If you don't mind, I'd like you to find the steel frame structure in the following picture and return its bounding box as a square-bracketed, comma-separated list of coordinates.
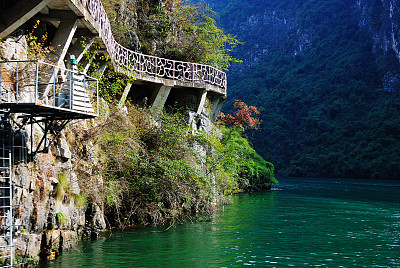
[0, 60, 98, 266]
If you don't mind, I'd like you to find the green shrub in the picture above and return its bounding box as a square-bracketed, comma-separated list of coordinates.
[55, 172, 70, 200]
[56, 212, 66, 225]
[72, 193, 88, 208]
[101, 0, 241, 70]
[92, 105, 211, 226]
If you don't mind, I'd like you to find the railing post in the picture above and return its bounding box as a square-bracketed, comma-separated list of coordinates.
[172, 61, 175, 80]
[16, 62, 19, 103]
[7, 64, 10, 102]
[83, 74, 86, 112]
[154, 57, 157, 77]
[69, 70, 72, 110]
[191, 63, 194, 83]
[35, 61, 39, 104]
[8, 114, 13, 266]
[53, 66, 56, 107]
[0, 62, 2, 104]
[96, 80, 99, 116]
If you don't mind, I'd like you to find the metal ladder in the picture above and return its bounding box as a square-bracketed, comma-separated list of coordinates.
[0, 114, 27, 267]
[0, 114, 14, 267]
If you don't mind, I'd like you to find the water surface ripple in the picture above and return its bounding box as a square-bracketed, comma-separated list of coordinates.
[41, 178, 400, 267]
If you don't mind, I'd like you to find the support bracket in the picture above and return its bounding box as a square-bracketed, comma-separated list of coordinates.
[29, 117, 71, 159]
[13, 115, 71, 160]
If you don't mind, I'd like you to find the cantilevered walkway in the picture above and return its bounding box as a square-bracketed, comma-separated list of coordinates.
[0, 0, 227, 118]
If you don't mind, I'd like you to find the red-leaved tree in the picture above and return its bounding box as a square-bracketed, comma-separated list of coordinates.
[217, 100, 261, 130]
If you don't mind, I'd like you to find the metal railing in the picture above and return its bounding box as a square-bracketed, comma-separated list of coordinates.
[78, 0, 227, 91]
[0, 60, 99, 116]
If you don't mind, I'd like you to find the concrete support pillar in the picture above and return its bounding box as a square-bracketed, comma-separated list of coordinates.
[210, 97, 225, 122]
[43, 19, 79, 98]
[76, 37, 96, 64]
[149, 85, 172, 108]
[196, 89, 208, 115]
[117, 83, 132, 109]
[0, 0, 51, 38]
[93, 62, 108, 79]
[50, 19, 79, 66]
[82, 53, 96, 74]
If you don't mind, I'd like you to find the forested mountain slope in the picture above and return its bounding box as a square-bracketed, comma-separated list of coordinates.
[202, 0, 400, 179]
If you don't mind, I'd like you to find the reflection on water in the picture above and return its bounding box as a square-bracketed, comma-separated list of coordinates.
[41, 178, 400, 267]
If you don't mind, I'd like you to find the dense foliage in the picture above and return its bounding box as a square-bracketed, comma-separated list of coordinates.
[81, 104, 275, 226]
[101, 0, 241, 69]
[97, 69, 133, 103]
[216, 126, 277, 190]
[206, 0, 400, 179]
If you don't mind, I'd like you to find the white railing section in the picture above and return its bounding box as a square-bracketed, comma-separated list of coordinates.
[78, 0, 227, 91]
[0, 60, 99, 116]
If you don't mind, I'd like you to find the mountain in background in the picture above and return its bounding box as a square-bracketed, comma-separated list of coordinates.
[199, 0, 400, 179]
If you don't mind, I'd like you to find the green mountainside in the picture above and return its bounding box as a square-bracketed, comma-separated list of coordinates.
[201, 0, 400, 179]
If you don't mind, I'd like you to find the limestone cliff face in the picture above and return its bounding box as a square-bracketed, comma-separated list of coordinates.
[357, 0, 400, 91]
[193, 0, 314, 75]
[228, 9, 312, 74]
[197, 0, 313, 75]
[203, 0, 400, 88]
[0, 36, 106, 263]
[358, 0, 400, 60]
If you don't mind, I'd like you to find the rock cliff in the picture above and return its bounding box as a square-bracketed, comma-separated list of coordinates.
[357, 0, 400, 91]
[0, 36, 106, 264]
[203, 0, 400, 86]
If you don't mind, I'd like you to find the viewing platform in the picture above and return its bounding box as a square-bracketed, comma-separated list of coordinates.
[0, 60, 98, 120]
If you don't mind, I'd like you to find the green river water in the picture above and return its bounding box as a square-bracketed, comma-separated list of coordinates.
[41, 177, 400, 267]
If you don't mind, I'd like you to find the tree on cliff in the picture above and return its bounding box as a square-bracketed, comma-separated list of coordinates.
[217, 100, 261, 130]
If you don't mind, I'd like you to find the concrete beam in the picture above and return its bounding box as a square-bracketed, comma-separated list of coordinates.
[40, 6, 50, 15]
[82, 52, 96, 74]
[43, 19, 79, 98]
[196, 90, 208, 115]
[34, 10, 81, 21]
[149, 85, 172, 108]
[75, 28, 95, 37]
[0, 0, 51, 38]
